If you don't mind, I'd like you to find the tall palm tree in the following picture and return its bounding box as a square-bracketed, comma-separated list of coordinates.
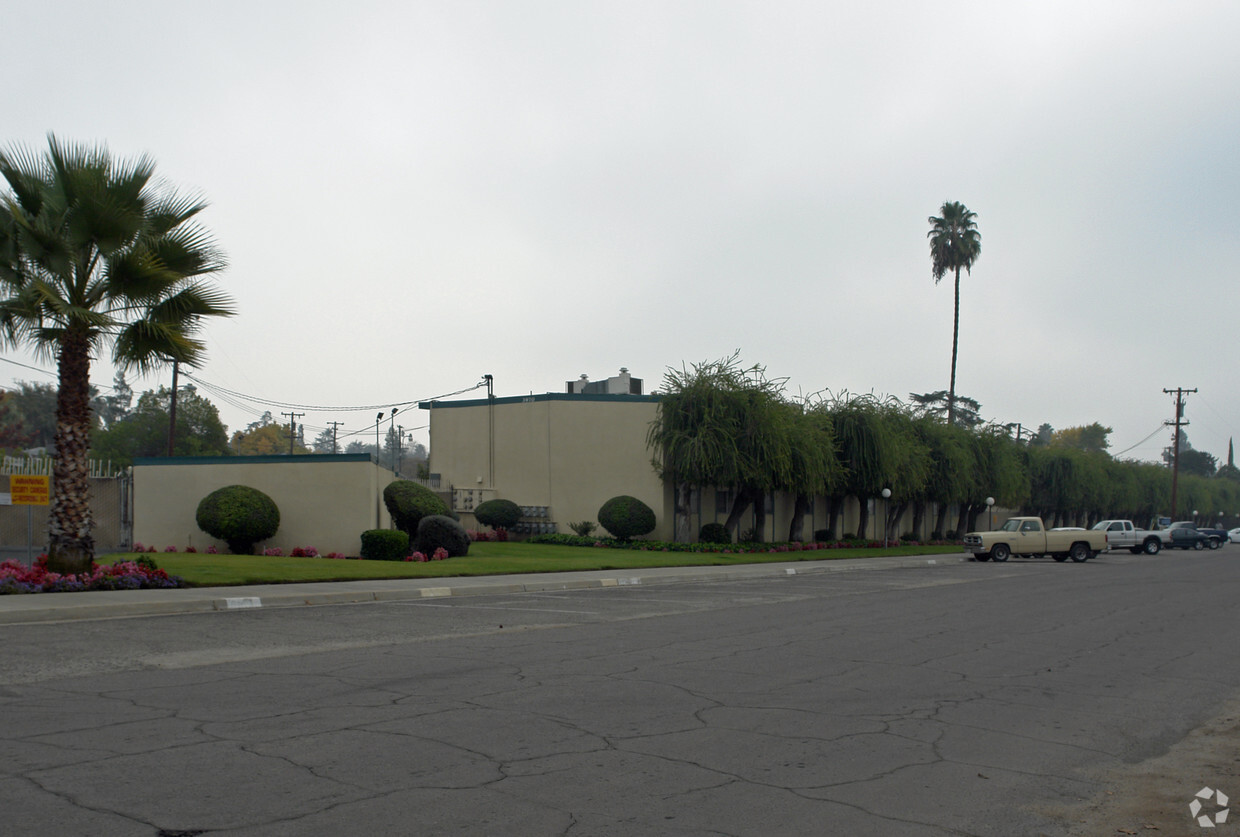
[927, 201, 981, 427]
[0, 136, 233, 573]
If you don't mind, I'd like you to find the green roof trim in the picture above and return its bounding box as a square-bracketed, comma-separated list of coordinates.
[134, 454, 376, 466]
[419, 392, 661, 410]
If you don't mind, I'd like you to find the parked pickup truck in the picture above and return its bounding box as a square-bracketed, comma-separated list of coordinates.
[1091, 520, 1162, 554]
[963, 516, 1108, 563]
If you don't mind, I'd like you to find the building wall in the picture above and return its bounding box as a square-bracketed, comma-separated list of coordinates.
[422, 394, 673, 540]
[133, 454, 393, 555]
[421, 393, 985, 544]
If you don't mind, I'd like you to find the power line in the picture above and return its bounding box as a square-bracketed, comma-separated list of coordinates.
[180, 372, 487, 412]
[1111, 425, 1169, 458]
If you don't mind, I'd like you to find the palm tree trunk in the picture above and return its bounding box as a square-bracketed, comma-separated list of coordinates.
[48, 330, 95, 574]
[948, 264, 960, 426]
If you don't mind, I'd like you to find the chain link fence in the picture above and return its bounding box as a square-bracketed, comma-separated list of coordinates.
[1, 457, 131, 565]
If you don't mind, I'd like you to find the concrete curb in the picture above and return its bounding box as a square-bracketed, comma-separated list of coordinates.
[0, 553, 970, 625]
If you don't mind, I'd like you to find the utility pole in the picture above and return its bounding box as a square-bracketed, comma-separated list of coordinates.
[388, 408, 399, 472]
[1163, 387, 1196, 522]
[281, 411, 304, 455]
[328, 421, 344, 455]
[167, 360, 179, 456]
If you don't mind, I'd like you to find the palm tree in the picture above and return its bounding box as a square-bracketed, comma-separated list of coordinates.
[0, 136, 233, 573]
[927, 201, 981, 427]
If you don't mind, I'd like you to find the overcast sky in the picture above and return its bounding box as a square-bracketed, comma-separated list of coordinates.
[3, 1, 1238, 464]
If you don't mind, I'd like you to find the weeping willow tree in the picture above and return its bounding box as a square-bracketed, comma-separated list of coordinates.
[817, 392, 927, 540]
[957, 425, 1029, 536]
[911, 415, 974, 538]
[648, 353, 800, 542]
[785, 401, 842, 542]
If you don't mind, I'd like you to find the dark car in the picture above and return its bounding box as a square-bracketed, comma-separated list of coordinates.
[1195, 526, 1229, 549]
[1165, 522, 1211, 550]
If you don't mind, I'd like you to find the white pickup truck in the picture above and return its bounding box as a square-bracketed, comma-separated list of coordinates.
[963, 517, 1108, 563]
[1091, 520, 1162, 554]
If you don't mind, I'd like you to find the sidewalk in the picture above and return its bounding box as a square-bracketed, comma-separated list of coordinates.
[0, 552, 968, 624]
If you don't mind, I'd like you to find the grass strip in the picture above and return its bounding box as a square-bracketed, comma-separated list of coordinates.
[142, 542, 965, 587]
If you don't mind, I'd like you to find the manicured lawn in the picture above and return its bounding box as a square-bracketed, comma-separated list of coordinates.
[144, 542, 965, 587]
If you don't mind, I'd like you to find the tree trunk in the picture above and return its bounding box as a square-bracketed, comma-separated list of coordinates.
[674, 482, 692, 543]
[954, 504, 970, 539]
[966, 503, 982, 533]
[948, 264, 960, 427]
[826, 497, 843, 540]
[788, 493, 808, 542]
[47, 330, 95, 575]
[724, 488, 753, 538]
[933, 503, 951, 540]
[887, 501, 908, 542]
[856, 495, 871, 540]
[752, 491, 767, 543]
[912, 502, 925, 540]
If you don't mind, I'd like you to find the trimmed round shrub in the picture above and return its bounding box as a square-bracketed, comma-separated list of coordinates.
[384, 480, 449, 542]
[360, 529, 410, 561]
[813, 529, 832, 542]
[195, 485, 280, 555]
[416, 515, 471, 558]
[698, 522, 731, 544]
[474, 498, 522, 530]
[598, 495, 656, 541]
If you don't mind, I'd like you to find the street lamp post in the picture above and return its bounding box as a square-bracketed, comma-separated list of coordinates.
[986, 496, 995, 531]
[881, 488, 891, 547]
[375, 412, 383, 462]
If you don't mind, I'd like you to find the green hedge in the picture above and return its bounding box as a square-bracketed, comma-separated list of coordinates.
[195, 485, 280, 555]
[360, 529, 410, 561]
[598, 495, 656, 541]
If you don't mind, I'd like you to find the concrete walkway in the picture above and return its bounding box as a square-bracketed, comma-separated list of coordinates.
[0, 552, 968, 624]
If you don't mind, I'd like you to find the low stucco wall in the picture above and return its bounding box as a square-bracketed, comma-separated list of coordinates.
[133, 454, 394, 556]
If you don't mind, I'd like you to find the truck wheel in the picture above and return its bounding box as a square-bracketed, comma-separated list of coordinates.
[1208, 537, 1222, 550]
[990, 544, 1010, 563]
[1142, 538, 1161, 555]
[1193, 540, 1205, 551]
[1069, 543, 1091, 563]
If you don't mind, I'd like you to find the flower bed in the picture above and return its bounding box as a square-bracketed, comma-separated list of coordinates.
[0, 556, 186, 594]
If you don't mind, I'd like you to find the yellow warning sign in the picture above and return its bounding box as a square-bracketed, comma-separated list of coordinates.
[10, 475, 50, 505]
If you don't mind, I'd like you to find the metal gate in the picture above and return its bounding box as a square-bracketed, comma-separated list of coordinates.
[0, 456, 131, 565]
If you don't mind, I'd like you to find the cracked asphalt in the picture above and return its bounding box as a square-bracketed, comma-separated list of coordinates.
[2, 550, 1239, 836]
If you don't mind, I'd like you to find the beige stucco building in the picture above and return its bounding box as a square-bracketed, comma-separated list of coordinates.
[420, 392, 675, 539]
[132, 454, 394, 555]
